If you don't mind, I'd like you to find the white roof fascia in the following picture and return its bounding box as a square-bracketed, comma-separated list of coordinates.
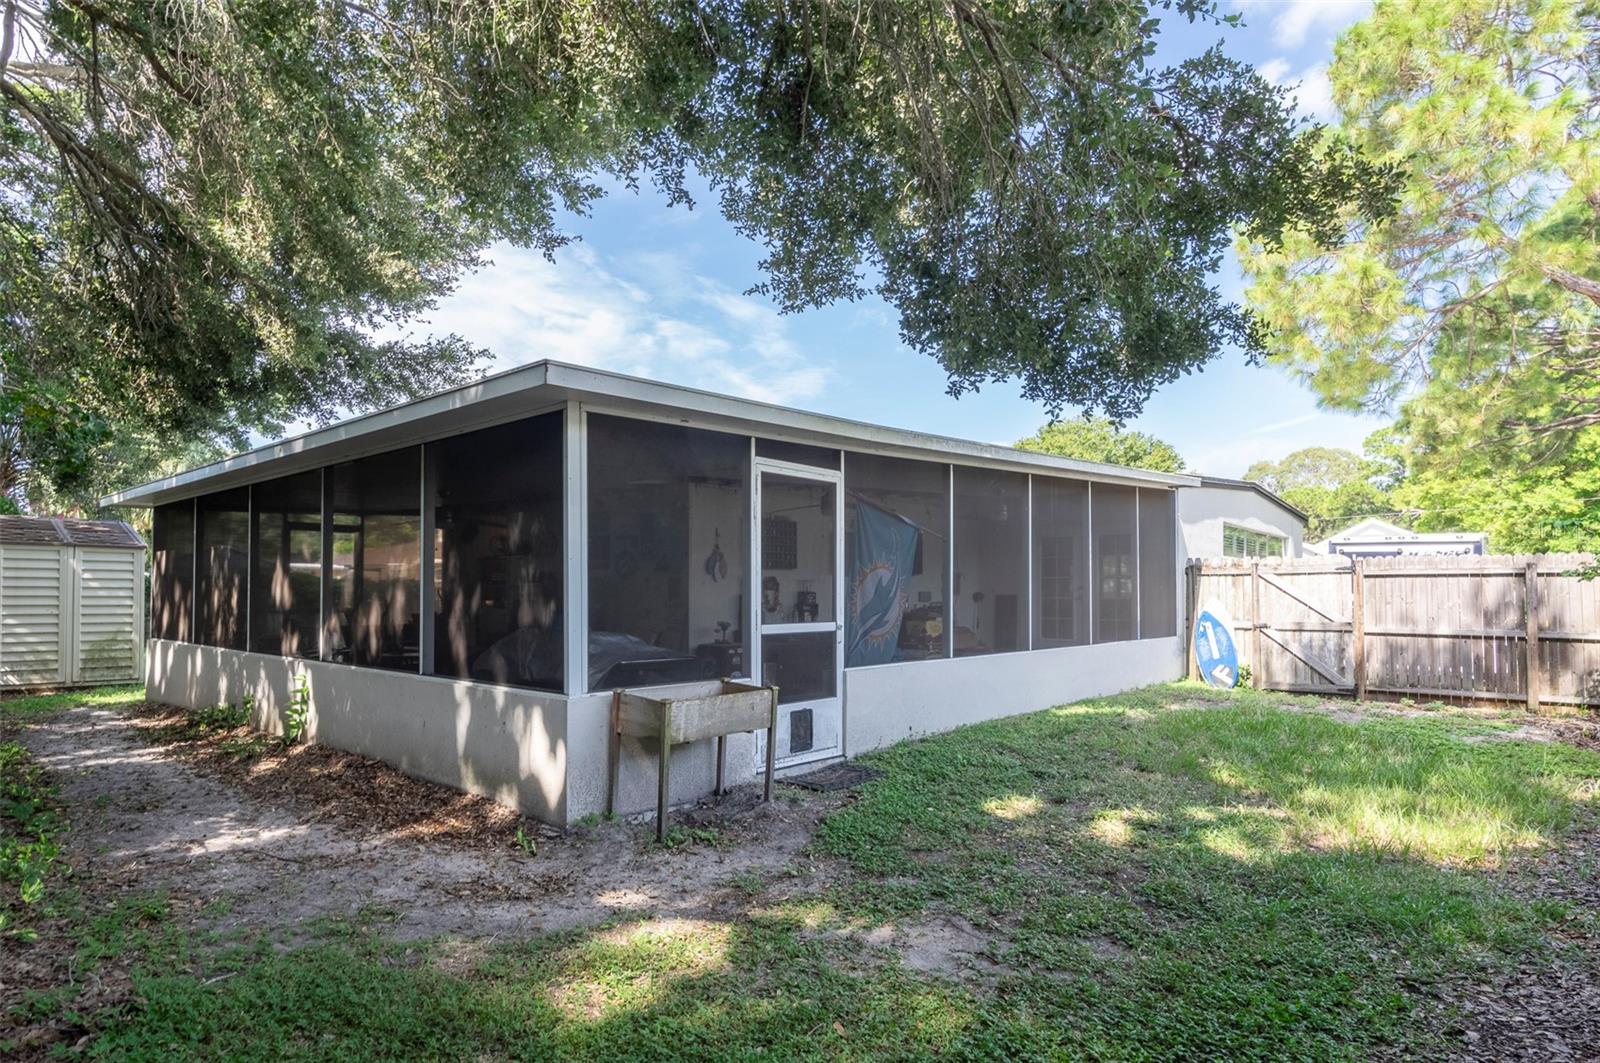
[101, 359, 1198, 507]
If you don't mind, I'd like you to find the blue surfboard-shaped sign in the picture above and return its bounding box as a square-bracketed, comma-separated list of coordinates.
[1193, 609, 1240, 689]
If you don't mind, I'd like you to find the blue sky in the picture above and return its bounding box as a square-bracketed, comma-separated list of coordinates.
[394, 0, 1376, 476]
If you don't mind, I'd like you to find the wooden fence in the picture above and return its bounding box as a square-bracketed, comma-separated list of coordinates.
[1186, 554, 1600, 710]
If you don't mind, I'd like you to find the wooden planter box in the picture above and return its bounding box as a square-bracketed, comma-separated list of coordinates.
[606, 680, 779, 840]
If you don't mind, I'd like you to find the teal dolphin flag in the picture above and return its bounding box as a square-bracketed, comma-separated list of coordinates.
[847, 501, 920, 667]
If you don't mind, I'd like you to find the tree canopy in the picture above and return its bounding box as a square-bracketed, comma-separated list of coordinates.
[0, 0, 1395, 510]
[1243, 446, 1393, 541]
[1239, 0, 1600, 552]
[1016, 417, 1185, 473]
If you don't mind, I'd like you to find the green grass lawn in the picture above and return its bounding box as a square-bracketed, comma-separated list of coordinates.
[7, 683, 1598, 1060]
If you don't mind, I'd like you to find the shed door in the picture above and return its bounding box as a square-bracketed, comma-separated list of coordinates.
[754, 462, 845, 767]
[75, 548, 143, 684]
[0, 544, 68, 687]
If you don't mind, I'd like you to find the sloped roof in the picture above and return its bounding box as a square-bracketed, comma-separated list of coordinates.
[1194, 475, 1309, 524]
[0, 515, 146, 550]
[99, 360, 1200, 508]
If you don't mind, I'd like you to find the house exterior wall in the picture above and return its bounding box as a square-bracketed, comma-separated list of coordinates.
[844, 636, 1184, 753]
[145, 635, 1185, 826]
[147, 639, 572, 823]
[1178, 486, 1304, 560]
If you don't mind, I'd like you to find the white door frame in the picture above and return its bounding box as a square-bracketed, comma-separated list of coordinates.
[751, 457, 846, 768]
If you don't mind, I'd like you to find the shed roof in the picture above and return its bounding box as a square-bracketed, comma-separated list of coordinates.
[1194, 475, 1309, 525]
[0, 515, 145, 549]
[100, 360, 1201, 508]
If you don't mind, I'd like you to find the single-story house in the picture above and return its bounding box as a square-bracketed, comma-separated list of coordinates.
[1308, 517, 1488, 558]
[1177, 476, 1307, 560]
[103, 361, 1194, 825]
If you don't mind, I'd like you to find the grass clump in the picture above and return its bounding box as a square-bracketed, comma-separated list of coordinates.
[0, 684, 143, 721]
[0, 741, 67, 936]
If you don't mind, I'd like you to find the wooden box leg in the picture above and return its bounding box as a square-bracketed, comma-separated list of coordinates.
[656, 703, 671, 842]
[763, 686, 778, 802]
[605, 689, 621, 817]
[714, 735, 726, 797]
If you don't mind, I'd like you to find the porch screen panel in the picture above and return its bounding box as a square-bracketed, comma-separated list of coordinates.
[1138, 490, 1177, 638]
[250, 470, 322, 658]
[151, 500, 195, 642]
[1032, 477, 1089, 648]
[587, 414, 749, 691]
[844, 453, 949, 663]
[952, 466, 1028, 656]
[1092, 484, 1138, 643]
[327, 447, 421, 672]
[196, 487, 250, 649]
[431, 411, 564, 690]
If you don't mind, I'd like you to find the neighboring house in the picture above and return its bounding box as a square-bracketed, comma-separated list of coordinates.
[1178, 476, 1307, 560]
[102, 360, 1197, 826]
[0, 516, 146, 689]
[1309, 517, 1488, 558]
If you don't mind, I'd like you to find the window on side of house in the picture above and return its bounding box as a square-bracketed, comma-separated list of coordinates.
[844, 453, 950, 664]
[952, 467, 1028, 656]
[151, 499, 195, 643]
[196, 487, 251, 650]
[1032, 476, 1089, 649]
[1222, 524, 1285, 559]
[430, 411, 564, 691]
[1137, 489, 1177, 638]
[1092, 484, 1138, 644]
[586, 414, 749, 692]
[326, 447, 422, 672]
[250, 470, 323, 659]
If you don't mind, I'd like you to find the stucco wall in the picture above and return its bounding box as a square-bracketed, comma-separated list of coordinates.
[564, 683, 760, 825]
[1178, 486, 1304, 560]
[148, 636, 1189, 829]
[146, 639, 571, 824]
[843, 636, 1184, 754]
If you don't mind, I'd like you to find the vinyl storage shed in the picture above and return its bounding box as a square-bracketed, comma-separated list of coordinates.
[0, 516, 147, 689]
[103, 361, 1195, 825]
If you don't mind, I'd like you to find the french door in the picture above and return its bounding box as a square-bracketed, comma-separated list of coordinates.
[753, 459, 844, 766]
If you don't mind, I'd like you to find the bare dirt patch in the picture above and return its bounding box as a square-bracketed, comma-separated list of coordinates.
[896, 914, 1013, 980]
[15, 706, 833, 942]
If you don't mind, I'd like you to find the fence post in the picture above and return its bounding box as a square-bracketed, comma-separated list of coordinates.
[1185, 561, 1201, 681]
[1352, 559, 1366, 701]
[1524, 560, 1541, 713]
[1250, 561, 1262, 689]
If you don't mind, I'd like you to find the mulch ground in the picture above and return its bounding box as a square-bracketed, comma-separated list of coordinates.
[118, 701, 557, 850]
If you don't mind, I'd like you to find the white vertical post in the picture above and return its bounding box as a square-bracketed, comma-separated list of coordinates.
[1025, 474, 1034, 651]
[563, 402, 586, 696]
[245, 485, 254, 652]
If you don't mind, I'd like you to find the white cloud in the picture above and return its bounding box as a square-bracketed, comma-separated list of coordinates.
[1259, 57, 1337, 121]
[1234, 0, 1370, 49]
[394, 243, 831, 406]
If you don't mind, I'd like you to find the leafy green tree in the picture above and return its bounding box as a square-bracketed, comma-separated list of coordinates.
[1016, 417, 1185, 473]
[1238, 0, 1600, 552]
[1, 0, 1395, 509]
[1243, 446, 1393, 540]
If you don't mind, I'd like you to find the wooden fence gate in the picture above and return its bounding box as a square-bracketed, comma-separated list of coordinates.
[1186, 554, 1600, 710]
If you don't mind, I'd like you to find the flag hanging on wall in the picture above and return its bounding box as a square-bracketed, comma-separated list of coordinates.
[846, 501, 920, 667]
